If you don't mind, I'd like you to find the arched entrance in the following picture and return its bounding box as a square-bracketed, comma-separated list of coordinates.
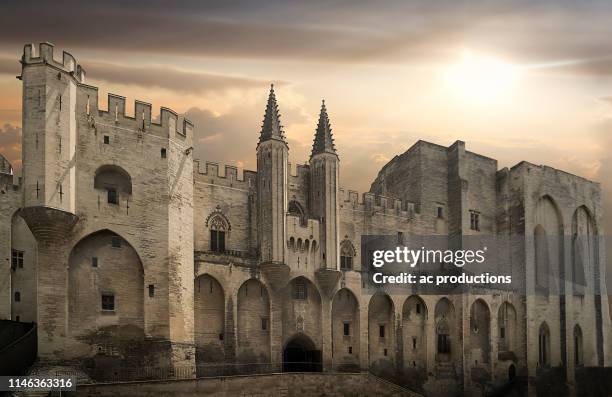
[283, 334, 321, 372]
[508, 364, 516, 381]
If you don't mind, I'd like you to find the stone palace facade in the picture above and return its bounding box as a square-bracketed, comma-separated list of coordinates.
[0, 43, 610, 395]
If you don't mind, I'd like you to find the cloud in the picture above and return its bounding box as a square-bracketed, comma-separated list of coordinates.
[0, 123, 21, 172]
[86, 62, 274, 95]
[4, 0, 610, 67]
[0, 58, 19, 76]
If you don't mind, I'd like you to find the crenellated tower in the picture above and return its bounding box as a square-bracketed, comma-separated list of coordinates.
[17, 42, 83, 359]
[20, 42, 84, 215]
[310, 101, 341, 295]
[257, 86, 289, 280]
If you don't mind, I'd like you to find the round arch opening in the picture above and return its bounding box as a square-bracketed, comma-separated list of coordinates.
[283, 333, 322, 372]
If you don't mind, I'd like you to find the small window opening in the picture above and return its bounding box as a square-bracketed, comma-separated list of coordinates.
[101, 294, 115, 311]
[261, 317, 268, 331]
[111, 236, 122, 248]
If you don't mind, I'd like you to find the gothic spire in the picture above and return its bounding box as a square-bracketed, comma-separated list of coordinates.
[310, 99, 337, 159]
[259, 84, 286, 144]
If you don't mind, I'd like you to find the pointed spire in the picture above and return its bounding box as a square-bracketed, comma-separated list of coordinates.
[259, 84, 286, 144]
[310, 99, 337, 159]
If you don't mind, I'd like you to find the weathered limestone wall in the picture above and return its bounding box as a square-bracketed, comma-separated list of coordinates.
[0, 180, 20, 320]
[11, 42, 196, 370]
[9, 214, 37, 323]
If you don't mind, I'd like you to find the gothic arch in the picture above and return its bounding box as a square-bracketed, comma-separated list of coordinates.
[538, 322, 551, 367]
[435, 297, 456, 362]
[498, 302, 517, 353]
[332, 288, 360, 370]
[340, 239, 356, 270]
[572, 206, 597, 294]
[282, 277, 322, 352]
[368, 293, 395, 367]
[195, 274, 226, 365]
[237, 278, 271, 366]
[67, 229, 145, 356]
[206, 206, 230, 252]
[402, 295, 427, 371]
[574, 324, 583, 366]
[469, 299, 491, 365]
[205, 205, 231, 231]
[534, 224, 550, 292]
[534, 195, 564, 295]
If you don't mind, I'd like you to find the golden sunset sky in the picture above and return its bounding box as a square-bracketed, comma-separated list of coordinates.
[1, 0, 611, 231]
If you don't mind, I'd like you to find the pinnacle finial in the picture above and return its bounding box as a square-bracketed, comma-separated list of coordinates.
[259, 85, 286, 144]
[310, 99, 337, 159]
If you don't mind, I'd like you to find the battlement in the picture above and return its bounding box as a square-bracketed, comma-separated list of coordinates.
[22, 43, 86, 83]
[77, 87, 193, 139]
[508, 160, 601, 186]
[194, 160, 257, 190]
[288, 162, 310, 178]
[339, 188, 416, 218]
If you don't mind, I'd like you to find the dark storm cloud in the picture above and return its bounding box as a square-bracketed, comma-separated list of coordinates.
[1, 0, 610, 69]
[86, 62, 273, 94]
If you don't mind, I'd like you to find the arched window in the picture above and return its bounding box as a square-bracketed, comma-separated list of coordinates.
[574, 324, 583, 366]
[572, 207, 595, 295]
[539, 322, 550, 367]
[94, 165, 132, 205]
[340, 239, 356, 270]
[534, 225, 550, 293]
[206, 206, 230, 253]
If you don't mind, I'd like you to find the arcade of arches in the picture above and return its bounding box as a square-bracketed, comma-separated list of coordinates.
[190, 276, 531, 384]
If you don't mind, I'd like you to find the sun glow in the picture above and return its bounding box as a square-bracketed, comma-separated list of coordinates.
[445, 51, 521, 105]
